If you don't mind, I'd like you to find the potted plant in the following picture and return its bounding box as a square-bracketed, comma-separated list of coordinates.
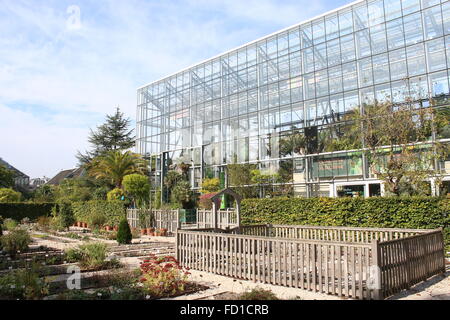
[140, 228, 147, 235]
[160, 228, 168, 237]
[155, 229, 161, 236]
[105, 225, 112, 232]
[148, 227, 155, 236]
[113, 226, 119, 232]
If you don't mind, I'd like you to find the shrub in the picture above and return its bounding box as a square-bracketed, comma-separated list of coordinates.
[36, 216, 52, 232]
[0, 203, 55, 221]
[65, 243, 109, 270]
[72, 200, 125, 227]
[116, 219, 132, 244]
[238, 287, 278, 300]
[57, 202, 75, 230]
[3, 218, 18, 231]
[123, 174, 150, 208]
[0, 188, 21, 202]
[107, 188, 124, 201]
[1, 229, 31, 256]
[241, 197, 450, 247]
[89, 212, 107, 229]
[139, 254, 190, 298]
[0, 263, 49, 300]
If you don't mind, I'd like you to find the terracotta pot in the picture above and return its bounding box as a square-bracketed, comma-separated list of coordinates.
[146, 228, 153, 235]
[113, 226, 118, 232]
[140, 228, 147, 235]
[105, 226, 112, 232]
[83, 222, 88, 228]
[77, 222, 82, 227]
[161, 228, 168, 237]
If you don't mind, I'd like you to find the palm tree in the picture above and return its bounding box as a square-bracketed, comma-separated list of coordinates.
[88, 150, 148, 188]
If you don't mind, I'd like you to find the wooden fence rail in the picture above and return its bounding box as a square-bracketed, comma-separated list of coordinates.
[176, 227, 445, 300]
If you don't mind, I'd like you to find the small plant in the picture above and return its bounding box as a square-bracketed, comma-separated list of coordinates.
[65, 243, 109, 270]
[139, 254, 190, 298]
[89, 212, 107, 230]
[116, 219, 132, 244]
[36, 216, 52, 232]
[1, 229, 31, 256]
[21, 217, 31, 225]
[0, 263, 49, 300]
[3, 218, 18, 231]
[237, 287, 279, 300]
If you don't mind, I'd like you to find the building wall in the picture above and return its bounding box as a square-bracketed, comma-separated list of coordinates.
[137, 0, 450, 197]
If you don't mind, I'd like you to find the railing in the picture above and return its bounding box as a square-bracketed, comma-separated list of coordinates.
[377, 229, 445, 299]
[239, 224, 429, 244]
[176, 229, 375, 300]
[176, 226, 445, 300]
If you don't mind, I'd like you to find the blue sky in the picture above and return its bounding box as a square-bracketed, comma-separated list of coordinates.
[0, 0, 351, 178]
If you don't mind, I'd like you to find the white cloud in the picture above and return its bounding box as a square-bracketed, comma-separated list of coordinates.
[0, 0, 341, 178]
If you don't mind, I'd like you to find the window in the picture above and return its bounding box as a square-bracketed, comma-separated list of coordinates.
[342, 62, 358, 90]
[426, 38, 447, 72]
[358, 57, 373, 87]
[326, 15, 339, 40]
[312, 19, 326, 45]
[339, 9, 353, 36]
[403, 13, 424, 45]
[356, 29, 371, 58]
[328, 65, 343, 94]
[368, 0, 385, 27]
[389, 48, 408, 81]
[372, 53, 390, 84]
[423, 6, 444, 40]
[406, 43, 427, 76]
[386, 18, 405, 50]
[429, 71, 450, 96]
[384, 0, 402, 21]
[370, 24, 388, 55]
[327, 38, 341, 66]
[354, 4, 369, 31]
[340, 34, 356, 62]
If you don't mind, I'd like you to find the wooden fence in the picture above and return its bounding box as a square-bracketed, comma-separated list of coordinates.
[127, 208, 238, 234]
[176, 226, 445, 300]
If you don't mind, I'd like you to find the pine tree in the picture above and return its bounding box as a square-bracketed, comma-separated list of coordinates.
[116, 219, 132, 244]
[77, 107, 135, 165]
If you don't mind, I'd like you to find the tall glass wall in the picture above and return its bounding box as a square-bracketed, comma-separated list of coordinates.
[137, 0, 450, 197]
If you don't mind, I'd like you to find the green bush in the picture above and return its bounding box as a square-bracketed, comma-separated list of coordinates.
[116, 219, 132, 245]
[3, 218, 18, 231]
[241, 197, 450, 246]
[65, 243, 108, 270]
[1, 229, 32, 256]
[72, 200, 125, 227]
[0, 203, 55, 221]
[0, 188, 21, 203]
[238, 287, 278, 300]
[0, 263, 49, 300]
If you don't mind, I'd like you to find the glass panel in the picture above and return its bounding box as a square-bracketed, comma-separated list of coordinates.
[426, 38, 447, 72]
[356, 29, 371, 58]
[423, 6, 444, 40]
[327, 39, 341, 66]
[384, 0, 402, 21]
[315, 69, 329, 97]
[340, 34, 356, 62]
[312, 19, 326, 45]
[406, 43, 427, 76]
[421, 0, 440, 9]
[403, 12, 424, 45]
[301, 24, 313, 48]
[339, 9, 353, 36]
[372, 53, 390, 84]
[429, 71, 450, 97]
[342, 61, 358, 90]
[391, 80, 409, 103]
[389, 48, 408, 81]
[443, 1, 450, 35]
[314, 43, 328, 70]
[402, 0, 421, 15]
[328, 65, 343, 94]
[326, 15, 339, 40]
[289, 28, 301, 52]
[368, 0, 385, 27]
[370, 24, 388, 54]
[409, 75, 429, 100]
[354, 3, 369, 31]
[358, 57, 374, 87]
[386, 18, 405, 50]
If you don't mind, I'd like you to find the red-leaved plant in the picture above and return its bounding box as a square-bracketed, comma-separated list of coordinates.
[139, 254, 191, 297]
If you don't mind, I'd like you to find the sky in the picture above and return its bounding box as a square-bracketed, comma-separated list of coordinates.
[0, 0, 351, 179]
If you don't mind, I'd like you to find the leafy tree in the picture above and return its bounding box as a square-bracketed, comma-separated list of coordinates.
[88, 150, 148, 188]
[77, 107, 135, 165]
[32, 184, 55, 203]
[116, 219, 132, 244]
[56, 202, 75, 231]
[54, 178, 93, 202]
[123, 174, 150, 208]
[170, 181, 194, 209]
[107, 188, 125, 201]
[227, 163, 258, 198]
[0, 165, 15, 188]
[346, 101, 449, 195]
[0, 188, 21, 202]
[200, 178, 220, 194]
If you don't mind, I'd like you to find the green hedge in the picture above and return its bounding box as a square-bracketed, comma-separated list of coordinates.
[72, 200, 126, 227]
[241, 197, 450, 248]
[0, 203, 56, 221]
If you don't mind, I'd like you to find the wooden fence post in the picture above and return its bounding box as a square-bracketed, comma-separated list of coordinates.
[371, 240, 383, 300]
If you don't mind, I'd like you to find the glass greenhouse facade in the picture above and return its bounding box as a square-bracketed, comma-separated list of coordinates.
[137, 0, 450, 200]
